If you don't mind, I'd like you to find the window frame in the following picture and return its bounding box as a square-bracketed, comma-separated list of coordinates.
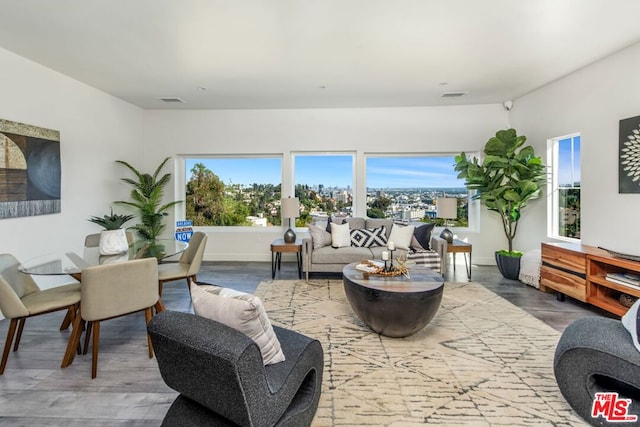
[175, 151, 479, 233]
[547, 133, 581, 241]
[363, 152, 474, 230]
[291, 151, 356, 222]
[179, 154, 284, 231]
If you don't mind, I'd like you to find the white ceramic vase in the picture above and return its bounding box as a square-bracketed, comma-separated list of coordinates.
[99, 229, 129, 255]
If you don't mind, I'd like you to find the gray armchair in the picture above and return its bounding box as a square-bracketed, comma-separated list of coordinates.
[554, 316, 640, 425]
[147, 310, 324, 427]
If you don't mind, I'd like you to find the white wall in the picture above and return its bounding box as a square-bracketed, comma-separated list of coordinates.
[510, 41, 640, 255]
[13, 36, 636, 269]
[144, 106, 509, 263]
[0, 47, 145, 262]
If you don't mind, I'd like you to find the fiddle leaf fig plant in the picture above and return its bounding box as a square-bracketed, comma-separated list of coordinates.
[454, 128, 547, 254]
[115, 157, 183, 241]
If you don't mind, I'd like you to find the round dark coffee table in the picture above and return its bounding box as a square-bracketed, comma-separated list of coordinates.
[342, 262, 444, 338]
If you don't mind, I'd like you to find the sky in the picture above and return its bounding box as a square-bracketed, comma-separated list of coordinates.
[557, 136, 581, 186]
[186, 155, 464, 189]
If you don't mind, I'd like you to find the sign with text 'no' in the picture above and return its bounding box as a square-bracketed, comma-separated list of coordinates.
[175, 220, 193, 242]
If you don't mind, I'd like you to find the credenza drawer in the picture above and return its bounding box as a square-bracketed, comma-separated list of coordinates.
[541, 243, 587, 274]
[540, 265, 587, 302]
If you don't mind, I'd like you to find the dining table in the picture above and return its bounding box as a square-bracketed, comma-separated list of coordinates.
[18, 238, 189, 332]
[19, 238, 189, 280]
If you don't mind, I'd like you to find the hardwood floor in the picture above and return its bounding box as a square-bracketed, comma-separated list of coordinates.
[0, 260, 610, 426]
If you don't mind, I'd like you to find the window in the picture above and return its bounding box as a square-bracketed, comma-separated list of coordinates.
[293, 154, 354, 225]
[548, 134, 581, 239]
[185, 157, 282, 226]
[365, 156, 468, 225]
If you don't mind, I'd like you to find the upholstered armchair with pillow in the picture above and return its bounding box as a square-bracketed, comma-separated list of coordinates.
[302, 217, 446, 281]
[147, 310, 324, 426]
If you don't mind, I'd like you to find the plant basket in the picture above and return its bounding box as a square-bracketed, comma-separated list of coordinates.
[495, 252, 521, 280]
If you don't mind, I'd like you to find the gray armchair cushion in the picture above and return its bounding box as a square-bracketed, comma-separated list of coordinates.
[148, 310, 323, 427]
[554, 316, 640, 425]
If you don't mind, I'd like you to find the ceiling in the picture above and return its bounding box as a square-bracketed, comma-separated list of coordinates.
[1, 0, 640, 110]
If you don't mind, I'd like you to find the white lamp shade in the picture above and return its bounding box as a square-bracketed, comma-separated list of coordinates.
[281, 197, 300, 219]
[436, 197, 457, 219]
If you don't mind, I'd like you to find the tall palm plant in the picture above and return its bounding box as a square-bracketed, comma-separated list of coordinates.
[115, 157, 182, 240]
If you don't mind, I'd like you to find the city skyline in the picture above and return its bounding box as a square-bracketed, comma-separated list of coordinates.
[186, 155, 465, 189]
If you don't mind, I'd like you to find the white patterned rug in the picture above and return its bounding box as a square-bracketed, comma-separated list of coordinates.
[255, 279, 586, 426]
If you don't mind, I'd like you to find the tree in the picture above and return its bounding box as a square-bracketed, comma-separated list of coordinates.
[370, 196, 392, 212]
[186, 163, 227, 226]
[186, 163, 269, 226]
[367, 208, 386, 218]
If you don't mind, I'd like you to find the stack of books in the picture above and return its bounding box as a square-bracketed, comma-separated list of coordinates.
[606, 272, 640, 290]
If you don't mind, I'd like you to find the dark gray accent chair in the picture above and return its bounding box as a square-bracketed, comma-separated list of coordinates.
[147, 310, 324, 427]
[554, 316, 640, 426]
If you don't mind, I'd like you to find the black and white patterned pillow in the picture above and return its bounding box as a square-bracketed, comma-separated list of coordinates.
[350, 226, 388, 248]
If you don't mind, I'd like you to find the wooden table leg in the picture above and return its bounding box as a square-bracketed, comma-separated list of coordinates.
[61, 307, 83, 368]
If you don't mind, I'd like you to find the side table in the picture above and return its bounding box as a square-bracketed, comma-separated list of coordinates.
[270, 239, 303, 279]
[447, 239, 472, 280]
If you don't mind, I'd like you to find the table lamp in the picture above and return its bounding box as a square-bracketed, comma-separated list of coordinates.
[436, 197, 457, 243]
[281, 197, 300, 243]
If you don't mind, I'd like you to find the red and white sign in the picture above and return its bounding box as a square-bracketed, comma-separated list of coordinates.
[591, 392, 638, 423]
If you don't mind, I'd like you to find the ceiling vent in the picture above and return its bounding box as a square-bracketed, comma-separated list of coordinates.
[159, 97, 185, 103]
[441, 91, 468, 98]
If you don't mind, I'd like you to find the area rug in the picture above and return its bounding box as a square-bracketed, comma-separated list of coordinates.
[255, 279, 585, 426]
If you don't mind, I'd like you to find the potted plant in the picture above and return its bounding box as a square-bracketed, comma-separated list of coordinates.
[453, 128, 547, 279]
[115, 157, 182, 241]
[88, 208, 134, 255]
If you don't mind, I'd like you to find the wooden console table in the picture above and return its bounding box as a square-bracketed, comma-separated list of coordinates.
[540, 242, 640, 316]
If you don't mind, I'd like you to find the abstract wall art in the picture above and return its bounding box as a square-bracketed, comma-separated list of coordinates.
[0, 119, 61, 218]
[619, 115, 640, 194]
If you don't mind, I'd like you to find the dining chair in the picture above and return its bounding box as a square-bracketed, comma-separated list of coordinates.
[157, 231, 208, 296]
[0, 253, 81, 375]
[84, 231, 135, 248]
[61, 257, 161, 378]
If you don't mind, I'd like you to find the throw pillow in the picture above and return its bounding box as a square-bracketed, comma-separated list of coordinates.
[330, 222, 351, 248]
[350, 226, 388, 248]
[365, 219, 394, 239]
[622, 298, 640, 353]
[325, 215, 332, 233]
[411, 223, 436, 251]
[189, 282, 286, 365]
[308, 223, 332, 249]
[388, 224, 415, 250]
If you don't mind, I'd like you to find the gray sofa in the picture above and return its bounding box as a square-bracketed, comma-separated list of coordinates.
[302, 217, 447, 281]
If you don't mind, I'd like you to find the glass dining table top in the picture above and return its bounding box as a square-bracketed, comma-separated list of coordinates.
[19, 239, 189, 276]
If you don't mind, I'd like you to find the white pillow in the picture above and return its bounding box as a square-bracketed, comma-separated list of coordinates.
[388, 224, 415, 250]
[330, 222, 351, 248]
[622, 298, 640, 353]
[190, 283, 286, 365]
